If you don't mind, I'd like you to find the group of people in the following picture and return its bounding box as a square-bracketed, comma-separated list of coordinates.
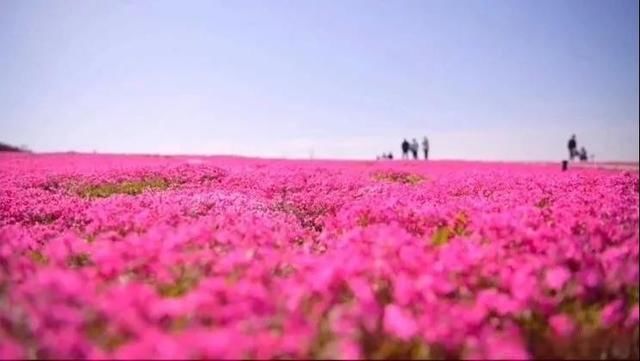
[567, 134, 591, 162]
[379, 135, 591, 162]
[377, 136, 430, 160]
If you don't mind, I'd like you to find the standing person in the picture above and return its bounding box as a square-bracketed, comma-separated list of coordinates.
[388, 152, 393, 160]
[567, 135, 577, 161]
[422, 136, 430, 160]
[411, 138, 419, 160]
[401, 139, 410, 159]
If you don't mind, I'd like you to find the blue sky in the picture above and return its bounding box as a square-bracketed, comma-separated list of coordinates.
[1, 0, 638, 161]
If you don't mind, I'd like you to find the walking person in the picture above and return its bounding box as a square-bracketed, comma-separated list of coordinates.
[422, 136, 429, 160]
[567, 134, 577, 161]
[411, 138, 419, 160]
[401, 139, 410, 160]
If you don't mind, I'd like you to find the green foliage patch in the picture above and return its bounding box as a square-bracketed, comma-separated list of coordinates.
[78, 178, 170, 199]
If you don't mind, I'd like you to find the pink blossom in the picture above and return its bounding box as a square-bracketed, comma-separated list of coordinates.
[0, 340, 24, 359]
[384, 304, 418, 341]
[548, 313, 575, 338]
[601, 299, 625, 327]
[479, 327, 531, 360]
[545, 266, 571, 291]
[625, 305, 639, 328]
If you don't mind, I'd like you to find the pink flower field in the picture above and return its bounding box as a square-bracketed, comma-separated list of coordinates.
[0, 153, 638, 359]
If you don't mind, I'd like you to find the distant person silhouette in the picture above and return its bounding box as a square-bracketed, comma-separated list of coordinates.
[568, 135, 577, 161]
[388, 152, 393, 160]
[422, 136, 429, 160]
[579, 147, 588, 162]
[401, 139, 410, 159]
[411, 139, 419, 160]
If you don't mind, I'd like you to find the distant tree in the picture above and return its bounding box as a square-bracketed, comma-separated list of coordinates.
[0, 142, 24, 152]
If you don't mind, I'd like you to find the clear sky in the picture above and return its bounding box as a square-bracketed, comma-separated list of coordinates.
[1, 0, 638, 161]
